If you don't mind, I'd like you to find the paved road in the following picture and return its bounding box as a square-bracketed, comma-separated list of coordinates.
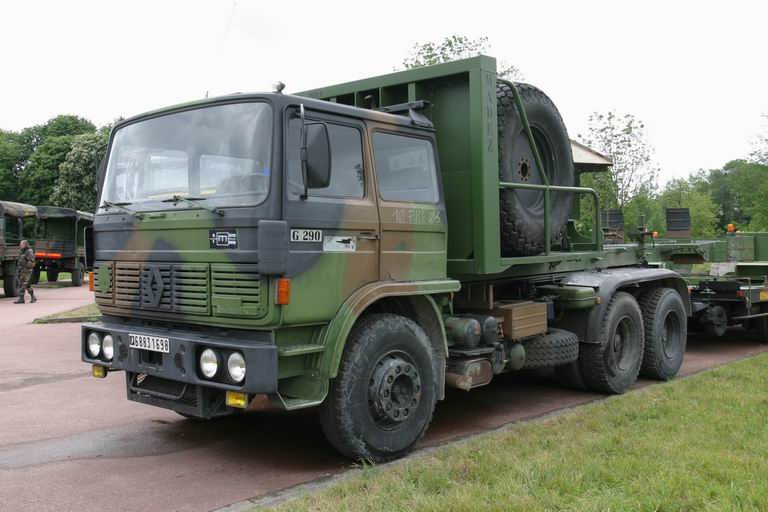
[0, 310, 765, 511]
[0, 284, 93, 329]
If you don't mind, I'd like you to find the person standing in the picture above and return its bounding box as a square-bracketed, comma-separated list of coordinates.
[14, 240, 36, 304]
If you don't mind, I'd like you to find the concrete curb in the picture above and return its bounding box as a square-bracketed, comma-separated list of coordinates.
[33, 315, 100, 324]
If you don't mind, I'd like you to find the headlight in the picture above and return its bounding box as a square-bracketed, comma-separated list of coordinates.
[102, 335, 114, 361]
[199, 348, 219, 379]
[227, 352, 246, 383]
[87, 332, 101, 357]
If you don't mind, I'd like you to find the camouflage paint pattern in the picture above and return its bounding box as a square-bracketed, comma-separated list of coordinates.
[88, 91, 458, 405]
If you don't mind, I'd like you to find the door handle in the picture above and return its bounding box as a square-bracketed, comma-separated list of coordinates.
[358, 232, 380, 240]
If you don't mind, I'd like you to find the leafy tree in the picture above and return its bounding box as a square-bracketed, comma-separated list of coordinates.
[578, 111, 659, 208]
[400, 35, 522, 79]
[16, 115, 96, 173]
[18, 135, 76, 205]
[0, 130, 23, 201]
[50, 131, 109, 212]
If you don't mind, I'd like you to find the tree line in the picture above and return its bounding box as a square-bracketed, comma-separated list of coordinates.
[0, 115, 109, 212]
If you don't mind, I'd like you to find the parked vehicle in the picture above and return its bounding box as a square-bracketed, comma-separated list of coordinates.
[0, 201, 38, 297]
[82, 56, 706, 461]
[32, 206, 94, 287]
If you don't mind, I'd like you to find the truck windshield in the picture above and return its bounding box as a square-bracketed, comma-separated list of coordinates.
[101, 102, 272, 212]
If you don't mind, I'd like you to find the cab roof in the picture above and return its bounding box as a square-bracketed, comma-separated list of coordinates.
[0, 201, 37, 218]
[112, 92, 429, 132]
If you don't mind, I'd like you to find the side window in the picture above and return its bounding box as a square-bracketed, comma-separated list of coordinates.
[288, 119, 365, 198]
[372, 132, 438, 203]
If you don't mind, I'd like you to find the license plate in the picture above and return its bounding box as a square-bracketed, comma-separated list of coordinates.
[290, 229, 322, 242]
[129, 334, 170, 353]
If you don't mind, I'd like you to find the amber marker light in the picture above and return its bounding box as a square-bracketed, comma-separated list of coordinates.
[88, 272, 95, 291]
[276, 278, 291, 305]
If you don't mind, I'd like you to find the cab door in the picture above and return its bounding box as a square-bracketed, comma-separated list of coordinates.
[282, 109, 380, 324]
[369, 127, 447, 281]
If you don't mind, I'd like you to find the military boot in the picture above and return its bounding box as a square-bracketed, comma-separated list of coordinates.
[29, 292, 37, 303]
[13, 293, 25, 304]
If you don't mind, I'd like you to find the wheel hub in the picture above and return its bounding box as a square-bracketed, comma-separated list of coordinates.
[368, 353, 421, 426]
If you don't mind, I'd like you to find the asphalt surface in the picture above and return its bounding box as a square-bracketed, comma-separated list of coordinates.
[1, 287, 766, 512]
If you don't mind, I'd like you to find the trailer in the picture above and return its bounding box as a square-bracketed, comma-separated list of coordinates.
[688, 231, 768, 339]
[0, 200, 38, 297]
[81, 55, 707, 461]
[32, 206, 94, 286]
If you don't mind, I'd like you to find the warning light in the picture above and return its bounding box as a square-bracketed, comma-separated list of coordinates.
[727, 223, 735, 233]
[652, 231, 659, 238]
[275, 278, 291, 305]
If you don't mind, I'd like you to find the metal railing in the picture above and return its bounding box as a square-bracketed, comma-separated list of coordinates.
[497, 79, 603, 255]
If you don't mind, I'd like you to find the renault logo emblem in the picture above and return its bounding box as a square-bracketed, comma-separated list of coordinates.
[144, 266, 165, 308]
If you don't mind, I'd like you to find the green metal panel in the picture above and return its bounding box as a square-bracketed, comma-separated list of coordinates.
[297, 56, 502, 275]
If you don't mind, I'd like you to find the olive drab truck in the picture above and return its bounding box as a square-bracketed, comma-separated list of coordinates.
[1, 201, 38, 298]
[82, 56, 706, 461]
[32, 206, 94, 287]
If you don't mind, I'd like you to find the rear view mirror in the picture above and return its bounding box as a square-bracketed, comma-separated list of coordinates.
[305, 123, 332, 189]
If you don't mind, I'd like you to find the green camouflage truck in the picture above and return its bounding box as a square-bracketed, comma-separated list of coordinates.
[32, 206, 94, 287]
[82, 56, 704, 461]
[1, 201, 38, 297]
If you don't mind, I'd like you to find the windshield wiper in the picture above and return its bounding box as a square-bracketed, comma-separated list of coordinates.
[162, 195, 224, 216]
[99, 201, 143, 219]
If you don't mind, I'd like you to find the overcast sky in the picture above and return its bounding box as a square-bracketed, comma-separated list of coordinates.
[1, 0, 766, 182]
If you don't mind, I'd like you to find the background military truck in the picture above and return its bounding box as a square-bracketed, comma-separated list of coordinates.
[82, 56, 705, 461]
[0, 201, 38, 298]
[31, 206, 94, 287]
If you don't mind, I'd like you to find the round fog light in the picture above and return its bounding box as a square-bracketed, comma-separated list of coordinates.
[102, 335, 114, 361]
[87, 332, 101, 357]
[199, 348, 219, 379]
[227, 352, 246, 383]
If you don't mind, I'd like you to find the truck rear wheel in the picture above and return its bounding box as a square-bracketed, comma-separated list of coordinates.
[30, 267, 41, 285]
[47, 268, 60, 282]
[319, 313, 437, 462]
[638, 288, 687, 380]
[71, 261, 85, 287]
[497, 82, 574, 256]
[580, 292, 644, 394]
[3, 262, 19, 298]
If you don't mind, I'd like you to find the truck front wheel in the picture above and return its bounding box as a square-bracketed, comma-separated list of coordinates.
[320, 313, 437, 462]
[638, 288, 687, 380]
[71, 260, 85, 287]
[580, 292, 644, 394]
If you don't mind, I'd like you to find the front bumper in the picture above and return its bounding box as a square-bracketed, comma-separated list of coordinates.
[81, 321, 278, 395]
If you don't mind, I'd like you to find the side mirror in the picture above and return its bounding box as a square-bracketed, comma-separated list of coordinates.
[298, 104, 332, 198]
[305, 123, 331, 189]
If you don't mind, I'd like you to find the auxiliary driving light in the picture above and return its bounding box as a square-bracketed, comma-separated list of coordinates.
[199, 348, 219, 379]
[227, 352, 246, 383]
[87, 332, 101, 357]
[102, 335, 114, 361]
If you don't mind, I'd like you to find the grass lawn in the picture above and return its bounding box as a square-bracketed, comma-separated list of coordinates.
[34, 303, 100, 323]
[267, 353, 768, 511]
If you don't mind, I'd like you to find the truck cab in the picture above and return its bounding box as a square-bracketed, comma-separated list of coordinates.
[82, 91, 455, 427]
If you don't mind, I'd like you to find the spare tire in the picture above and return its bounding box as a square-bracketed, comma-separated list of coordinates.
[497, 82, 574, 256]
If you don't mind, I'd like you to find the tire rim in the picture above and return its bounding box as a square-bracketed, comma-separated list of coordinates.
[368, 351, 421, 430]
[609, 316, 638, 372]
[662, 310, 682, 358]
[510, 126, 555, 211]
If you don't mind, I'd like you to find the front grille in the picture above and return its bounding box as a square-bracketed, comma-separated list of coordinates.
[112, 262, 210, 315]
[211, 264, 266, 317]
[132, 373, 198, 407]
[94, 262, 114, 306]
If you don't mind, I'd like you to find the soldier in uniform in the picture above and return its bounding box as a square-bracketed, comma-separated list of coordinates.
[14, 240, 37, 304]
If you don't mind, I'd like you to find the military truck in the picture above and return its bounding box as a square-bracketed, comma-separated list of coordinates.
[1, 201, 38, 297]
[82, 56, 705, 461]
[32, 206, 94, 286]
